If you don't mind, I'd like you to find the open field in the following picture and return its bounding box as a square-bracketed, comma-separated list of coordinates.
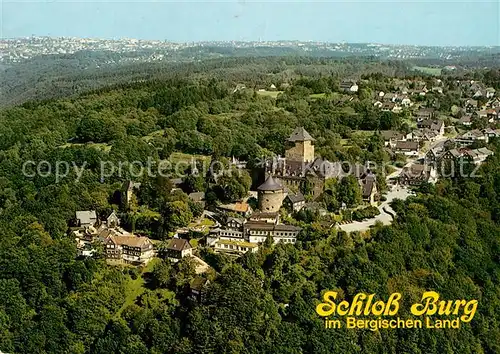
[256, 90, 283, 98]
[352, 130, 376, 137]
[115, 257, 160, 317]
[169, 152, 212, 164]
[59, 142, 112, 152]
[413, 66, 442, 76]
[309, 93, 327, 99]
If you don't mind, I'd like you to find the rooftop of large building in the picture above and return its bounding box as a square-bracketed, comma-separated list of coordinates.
[287, 127, 315, 142]
[257, 175, 284, 191]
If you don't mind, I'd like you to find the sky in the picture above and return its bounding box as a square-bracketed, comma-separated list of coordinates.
[1, 0, 499, 46]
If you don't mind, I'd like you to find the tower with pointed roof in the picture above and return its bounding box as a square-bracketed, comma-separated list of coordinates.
[285, 127, 315, 163]
[257, 175, 284, 212]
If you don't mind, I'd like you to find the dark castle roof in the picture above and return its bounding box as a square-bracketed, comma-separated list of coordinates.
[258, 175, 283, 191]
[288, 127, 315, 142]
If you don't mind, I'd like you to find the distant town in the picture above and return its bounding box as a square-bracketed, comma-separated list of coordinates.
[1, 36, 499, 64]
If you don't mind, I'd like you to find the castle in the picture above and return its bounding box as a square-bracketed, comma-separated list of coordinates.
[266, 127, 343, 199]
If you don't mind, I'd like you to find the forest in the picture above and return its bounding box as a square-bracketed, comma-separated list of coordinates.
[0, 61, 500, 353]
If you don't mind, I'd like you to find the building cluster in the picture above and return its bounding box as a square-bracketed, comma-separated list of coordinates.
[72, 210, 155, 265]
[399, 145, 494, 186]
[266, 127, 378, 205]
[204, 127, 381, 256]
[456, 81, 499, 127]
[207, 179, 302, 256]
[381, 112, 445, 157]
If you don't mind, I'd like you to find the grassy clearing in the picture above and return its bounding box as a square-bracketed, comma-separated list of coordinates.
[169, 152, 211, 164]
[352, 130, 376, 137]
[340, 139, 350, 146]
[59, 142, 111, 152]
[115, 258, 160, 317]
[201, 218, 215, 226]
[189, 239, 199, 248]
[413, 66, 442, 76]
[256, 90, 283, 98]
[309, 93, 327, 99]
[143, 129, 167, 142]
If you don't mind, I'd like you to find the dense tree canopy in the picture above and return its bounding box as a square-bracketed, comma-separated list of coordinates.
[1, 62, 500, 353]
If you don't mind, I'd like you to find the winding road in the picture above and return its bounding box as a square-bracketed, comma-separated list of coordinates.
[338, 186, 413, 233]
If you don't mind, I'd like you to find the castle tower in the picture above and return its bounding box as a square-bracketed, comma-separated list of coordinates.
[285, 127, 315, 163]
[257, 175, 284, 212]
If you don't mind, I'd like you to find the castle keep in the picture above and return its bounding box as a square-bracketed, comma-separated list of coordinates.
[285, 127, 316, 163]
[267, 127, 342, 199]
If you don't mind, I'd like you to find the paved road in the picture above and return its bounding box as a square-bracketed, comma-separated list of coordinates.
[338, 136, 447, 233]
[338, 187, 412, 233]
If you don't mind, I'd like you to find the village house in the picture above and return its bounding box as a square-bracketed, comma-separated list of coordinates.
[216, 201, 252, 217]
[487, 98, 500, 109]
[104, 235, 154, 265]
[248, 211, 280, 224]
[380, 130, 406, 148]
[473, 90, 484, 98]
[245, 222, 301, 244]
[395, 141, 420, 156]
[400, 96, 412, 107]
[464, 99, 478, 113]
[399, 164, 433, 186]
[383, 93, 397, 102]
[438, 147, 494, 166]
[467, 148, 495, 165]
[188, 192, 206, 207]
[473, 110, 490, 121]
[483, 128, 500, 140]
[208, 210, 302, 253]
[425, 148, 441, 166]
[417, 120, 445, 137]
[165, 238, 193, 262]
[283, 192, 306, 212]
[485, 109, 500, 121]
[75, 210, 98, 227]
[340, 80, 359, 93]
[456, 130, 488, 145]
[359, 174, 377, 206]
[406, 130, 430, 143]
[214, 239, 259, 255]
[458, 115, 473, 126]
[440, 148, 465, 162]
[415, 108, 435, 121]
[105, 211, 120, 228]
[208, 226, 244, 245]
[486, 88, 496, 99]
[227, 216, 245, 230]
[73, 211, 133, 254]
[189, 277, 210, 302]
[382, 102, 401, 113]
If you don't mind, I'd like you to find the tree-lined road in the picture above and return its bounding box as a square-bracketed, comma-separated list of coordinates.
[338, 186, 412, 233]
